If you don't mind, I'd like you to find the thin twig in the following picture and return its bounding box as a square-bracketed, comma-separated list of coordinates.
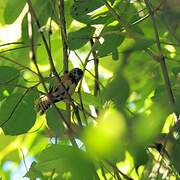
[26, 0, 60, 79]
[90, 38, 100, 97]
[20, 149, 28, 172]
[58, 0, 69, 73]
[58, 0, 73, 127]
[100, 165, 108, 180]
[0, 42, 23, 47]
[0, 44, 41, 54]
[105, 160, 133, 180]
[49, 168, 56, 180]
[144, 0, 175, 105]
[27, 6, 72, 132]
[144, 0, 179, 177]
[90, 38, 99, 114]
[0, 55, 38, 76]
[27, 2, 78, 147]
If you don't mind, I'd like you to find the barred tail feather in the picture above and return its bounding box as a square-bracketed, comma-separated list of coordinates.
[35, 95, 51, 115]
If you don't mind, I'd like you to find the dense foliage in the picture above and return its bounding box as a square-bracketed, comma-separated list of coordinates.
[0, 0, 180, 179]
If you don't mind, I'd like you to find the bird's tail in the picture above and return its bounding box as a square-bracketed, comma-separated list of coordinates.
[35, 95, 51, 115]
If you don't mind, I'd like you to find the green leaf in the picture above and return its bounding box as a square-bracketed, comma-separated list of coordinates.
[171, 137, 180, 173]
[0, 0, 8, 25]
[0, 66, 19, 83]
[0, 66, 20, 100]
[4, 0, 25, 24]
[119, 37, 155, 53]
[172, 67, 180, 77]
[21, 15, 31, 44]
[32, 0, 52, 26]
[73, 92, 102, 108]
[112, 48, 119, 61]
[25, 162, 47, 180]
[97, 26, 125, 57]
[35, 144, 99, 180]
[46, 107, 66, 136]
[71, 0, 104, 15]
[70, 0, 115, 25]
[109, 0, 116, 5]
[102, 71, 130, 109]
[152, 86, 173, 113]
[128, 146, 148, 168]
[68, 26, 95, 50]
[133, 103, 168, 146]
[0, 93, 36, 135]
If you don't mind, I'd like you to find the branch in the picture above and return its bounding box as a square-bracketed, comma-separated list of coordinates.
[0, 44, 41, 54]
[90, 38, 100, 97]
[105, 160, 133, 180]
[144, 0, 175, 105]
[27, 6, 74, 134]
[58, 0, 69, 72]
[0, 42, 23, 47]
[26, 0, 60, 79]
[58, 0, 73, 126]
[144, 0, 179, 177]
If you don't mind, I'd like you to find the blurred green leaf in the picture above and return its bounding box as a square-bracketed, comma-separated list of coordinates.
[119, 37, 155, 53]
[97, 26, 125, 57]
[133, 103, 168, 146]
[102, 71, 130, 109]
[35, 144, 99, 180]
[0, 0, 8, 25]
[83, 107, 126, 160]
[46, 107, 66, 136]
[68, 26, 95, 50]
[112, 48, 119, 60]
[25, 162, 47, 179]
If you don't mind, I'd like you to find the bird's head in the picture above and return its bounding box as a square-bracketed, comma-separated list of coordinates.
[69, 68, 83, 82]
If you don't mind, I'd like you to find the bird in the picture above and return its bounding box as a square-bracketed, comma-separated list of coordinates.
[35, 68, 83, 115]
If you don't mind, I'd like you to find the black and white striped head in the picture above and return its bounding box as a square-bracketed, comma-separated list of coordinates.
[69, 68, 83, 83]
